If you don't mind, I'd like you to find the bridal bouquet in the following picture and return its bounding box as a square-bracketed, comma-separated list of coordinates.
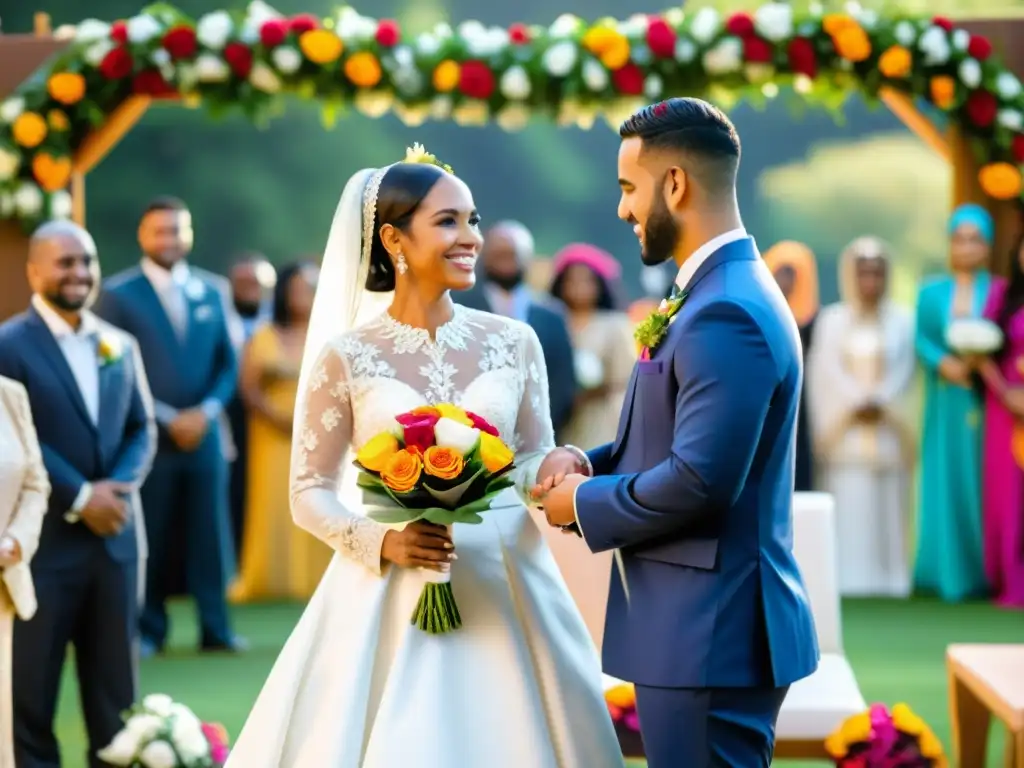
[97, 694, 230, 768]
[354, 403, 516, 634]
[946, 317, 1003, 355]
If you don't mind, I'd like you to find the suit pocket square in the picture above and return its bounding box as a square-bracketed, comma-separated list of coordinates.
[637, 360, 664, 375]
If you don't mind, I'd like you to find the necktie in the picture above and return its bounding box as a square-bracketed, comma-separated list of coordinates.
[162, 280, 187, 339]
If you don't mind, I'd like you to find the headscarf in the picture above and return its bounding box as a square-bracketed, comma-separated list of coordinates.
[837, 235, 890, 313]
[949, 203, 994, 244]
[551, 243, 622, 281]
[762, 240, 820, 326]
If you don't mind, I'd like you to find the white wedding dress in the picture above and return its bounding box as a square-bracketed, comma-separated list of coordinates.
[226, 304, 623, 768]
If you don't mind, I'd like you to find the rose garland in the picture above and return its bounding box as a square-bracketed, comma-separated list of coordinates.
[1, 0, 1023, 230]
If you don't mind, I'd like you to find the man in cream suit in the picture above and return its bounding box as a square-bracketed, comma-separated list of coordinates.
[0, 220, 156, 768]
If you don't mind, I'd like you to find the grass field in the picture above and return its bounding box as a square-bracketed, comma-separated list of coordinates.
[50, 597, 1020, 767]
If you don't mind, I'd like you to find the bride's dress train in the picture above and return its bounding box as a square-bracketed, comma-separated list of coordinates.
[226, 306, 623, 767]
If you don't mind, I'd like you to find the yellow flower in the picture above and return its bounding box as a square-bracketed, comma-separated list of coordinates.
[381, 449, 423, 493]
[423, 446, 464, 480]
[930, 75, 956, 109]
[12, 112, 47, 148]
[433, 60, 461, 92]
[823, 732, 849, 759]
[47, 72, 86, 105]
[582, 26, 631, 70]
[890, 702, 924, 735]
[840, 711, 871, 743]
[604, 683, 635, 708]
[344, 51, 382, 88]
[97, 335, 122, 365]
[356, 432, 400, 472]
[978, 162, 1022, 200]
[435, 403, 472, 426]
[834, 25, 871, 62]
[918, 730, 944, 759]
[47, 110, 70, 131]
[31, 153, 71, 192]
[299, 29, 343, 64]
[479, 432, 513, 473]
[878, 45, 912, 78]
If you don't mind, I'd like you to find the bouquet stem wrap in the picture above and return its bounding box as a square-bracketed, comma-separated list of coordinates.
[413, 525, 462, 633]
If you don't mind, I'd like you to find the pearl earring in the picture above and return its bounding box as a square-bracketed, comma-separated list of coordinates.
[396, 252, 408, 275]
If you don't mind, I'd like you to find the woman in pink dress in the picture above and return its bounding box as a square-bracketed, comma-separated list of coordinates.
[981, 233, 1024, 607]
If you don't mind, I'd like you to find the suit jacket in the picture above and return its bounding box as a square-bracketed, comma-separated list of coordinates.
[0, 309, 156, 569]
[0, 376, 49, 619]
[455, 286, 577, 434]
[94, 265, 239, 457]
[575, 237, 819, 689]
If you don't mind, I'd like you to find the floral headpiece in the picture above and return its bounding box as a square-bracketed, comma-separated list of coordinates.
[361, 143, 453, 270]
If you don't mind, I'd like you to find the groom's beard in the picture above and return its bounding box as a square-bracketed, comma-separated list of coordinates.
[234, 299, 261, 318]
[486, 270, 524, 292]
[641, 199, 680, 267]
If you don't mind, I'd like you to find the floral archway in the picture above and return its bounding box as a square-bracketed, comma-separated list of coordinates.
[1, 1, 1023, 230]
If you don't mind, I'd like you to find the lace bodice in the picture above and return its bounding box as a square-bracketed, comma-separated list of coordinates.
[289, 304, 555, 575]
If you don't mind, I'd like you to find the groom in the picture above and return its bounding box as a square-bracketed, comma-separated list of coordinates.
[536, 98, 819, 766]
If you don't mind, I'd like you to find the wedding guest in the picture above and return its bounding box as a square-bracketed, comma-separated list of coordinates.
[0, 220, 155, 767]
[913, 204, 994, 602]
[979, 231, 1024, 607]
[229, 262, 332, 602]
[455, 221, 577, 436]
[807, 237, 915, 597]
[0, 375, 48, 768]
[94, 197, 245, 655]
[763, 241, 820, 491]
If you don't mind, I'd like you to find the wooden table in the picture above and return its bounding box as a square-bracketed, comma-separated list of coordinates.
[947, 644, 1024, 767]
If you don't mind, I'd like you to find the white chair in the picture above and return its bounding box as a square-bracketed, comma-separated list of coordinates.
[775, 491, 867, 759]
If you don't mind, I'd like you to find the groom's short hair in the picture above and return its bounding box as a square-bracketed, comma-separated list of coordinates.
[619, 98, 740, 197]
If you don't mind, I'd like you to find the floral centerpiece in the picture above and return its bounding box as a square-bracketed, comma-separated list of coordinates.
[98, 694, 230, 768]
[825, 703, 945, 767]
[354, 403, 515, 634]
[946, 317, 1003, 355]
[603, 682, 644, 757]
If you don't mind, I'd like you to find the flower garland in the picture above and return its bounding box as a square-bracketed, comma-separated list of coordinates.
[2, 0, 1024, 229]
[825, 703, 946, 767]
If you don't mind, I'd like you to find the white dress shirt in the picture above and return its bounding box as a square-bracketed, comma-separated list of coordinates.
[31, 295, 101, 515]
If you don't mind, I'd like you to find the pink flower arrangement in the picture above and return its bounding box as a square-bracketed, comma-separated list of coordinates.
[202, 722, 230, 766]
[825, 703, 945, 767]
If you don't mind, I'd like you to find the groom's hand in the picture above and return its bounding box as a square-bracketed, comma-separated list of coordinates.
[534, 447, 584, 490]
[539, 473, 588, 527]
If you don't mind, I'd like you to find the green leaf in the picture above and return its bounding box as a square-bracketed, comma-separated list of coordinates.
[424, 465, 488, 508]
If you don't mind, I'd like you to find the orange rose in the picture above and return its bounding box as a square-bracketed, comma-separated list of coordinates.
[344, 51, 383, 88]
[822, 13, 856, 35]
[834, 26, 871, 62]
[433, 60, 460, 92]
[381, 449, 422, 492]
[423, 446, 464, 480]
[47, 72, 86, 105]
[410, 405, 441, 419]
[878, 45, 912, 78]
[978, 162, 1022, 200]
[479, 432, 513, 473]
[930, 75, 956, 109]
[356, 432, 399, 472]
[435, 403, 472, 425]
[12, 112, 47, 148]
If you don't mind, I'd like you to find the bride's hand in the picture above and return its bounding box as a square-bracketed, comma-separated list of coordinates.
[381, 522, 456, 571]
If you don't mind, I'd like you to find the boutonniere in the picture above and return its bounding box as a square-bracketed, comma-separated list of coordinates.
[97, 334, 123, 367]
[184, 278, 205, 301]
[634, 291, 688, 359]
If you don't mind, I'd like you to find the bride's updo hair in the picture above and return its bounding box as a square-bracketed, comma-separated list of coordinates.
[365, 163, 450, 292]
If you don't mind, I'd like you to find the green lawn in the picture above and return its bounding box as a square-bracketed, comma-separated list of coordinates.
[50, 597, 1021, 767]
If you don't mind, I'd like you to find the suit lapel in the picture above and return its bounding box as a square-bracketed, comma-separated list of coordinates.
[135, 275, 184, 350]
[610, 366, 639, 458]
[25, 309, 96, 433]
[96, 348, 121, 432]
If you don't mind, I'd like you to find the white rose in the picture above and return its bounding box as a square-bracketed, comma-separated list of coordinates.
[702, 38, 742, 75]
[428, 95, 452, 120]
[195, 54, 230, 82]
[249, 62, 281, 93]
[959, 58, 982, 89]
[433, 417, 480, 455]
[247, 0, 283, 26]
[918, 26, 950, 65]
[0, 148, 19, 180]
[952, 28, 970, 51]
[581, 59, 608, 91]
[392, 67, 424, 97]
[754, 2, 793, 42]
[336, 7, 376, 43]
[470, 28, 508, 58]
[170, 711, 208, 760]
[196, 11, 234, 49]
[125, 713, 164, 742]
[499, 66, 531, 100]
[127, 14, 162, 44]
[142, 694, 174, 718]
[432, 22, 453, 38]
[238, 20, 260, 45]
[998, 109, 1023, 131]
[664, 8, 684, 26]
[354, 90, 394, 118]
[0, 97, 25, 124]
[83, 39, 114, 68]
[414, 32, 441, 57]
[542, 41, 577, 77]
[13, 184, 42, 217]
[452, 99, 489, 126]
[618, 14, 649, 40]
[73, 19, 110, 43]
[394, 102, 430, 126]
[271, 46, 301, 74]
[150, 48, 171, 68]
[495, 103, 531, 132]
[643, 74, 663, 100]
[390, 46, 414, 69]
[996, 72, 1022, 99]
[689, 7, 721, 45]
[50, 190, 73, 219]
[674, 37, 697, 63]
[894, 21, 916, 46]
[138, 740, 177, 768]
[96, 729, 143, 766]
[549, 14, 582, 38]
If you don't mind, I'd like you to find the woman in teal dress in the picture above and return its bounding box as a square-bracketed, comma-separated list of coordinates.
[913, 204, 994, 601]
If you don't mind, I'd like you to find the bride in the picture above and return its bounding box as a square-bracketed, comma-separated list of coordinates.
[225, 146, 624, 767]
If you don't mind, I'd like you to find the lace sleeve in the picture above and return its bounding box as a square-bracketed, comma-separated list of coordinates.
[510, 324, 557, 495]
[290, 342, 387, 576]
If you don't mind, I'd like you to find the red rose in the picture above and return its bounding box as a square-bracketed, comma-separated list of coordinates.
[376, 19, 400, 47]
[967, 35, 993, 60]
[509, 23, 530, 45]
[289, 14, 319, 34]
[612, 63, 645, 95]
[259, 19, 289, 48]
[99, 47, 133, 80]
[646, 17, 676, 59]
[931, 16, 954, 32]
[458, 60, 495, 99]
[1013, 135, 1024, 163]
[162, 25, 197, 60]
[224, 42, 254, 78]
[396, 412, 440, 454]
[725, 12, 755, 38]
[744, 37, 773, 64]
[110, 21, 128, 44]
[465, 411, 499, 437]
[132, 69, 172, 95]
[966, 90, 998, 127]
[787, 37, 817, 78]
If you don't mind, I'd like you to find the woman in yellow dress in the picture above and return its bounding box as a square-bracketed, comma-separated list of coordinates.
[230, 262, 334, 602]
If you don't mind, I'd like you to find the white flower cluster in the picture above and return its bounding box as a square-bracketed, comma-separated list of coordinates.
[946, 317, 1004, 355]
[97, 694, 213, 768]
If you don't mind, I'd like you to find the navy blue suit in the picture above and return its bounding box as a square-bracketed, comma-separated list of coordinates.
[0, 307, 155, 768]
[95, 265, 238, 648]
[575, 238, 819, 766]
